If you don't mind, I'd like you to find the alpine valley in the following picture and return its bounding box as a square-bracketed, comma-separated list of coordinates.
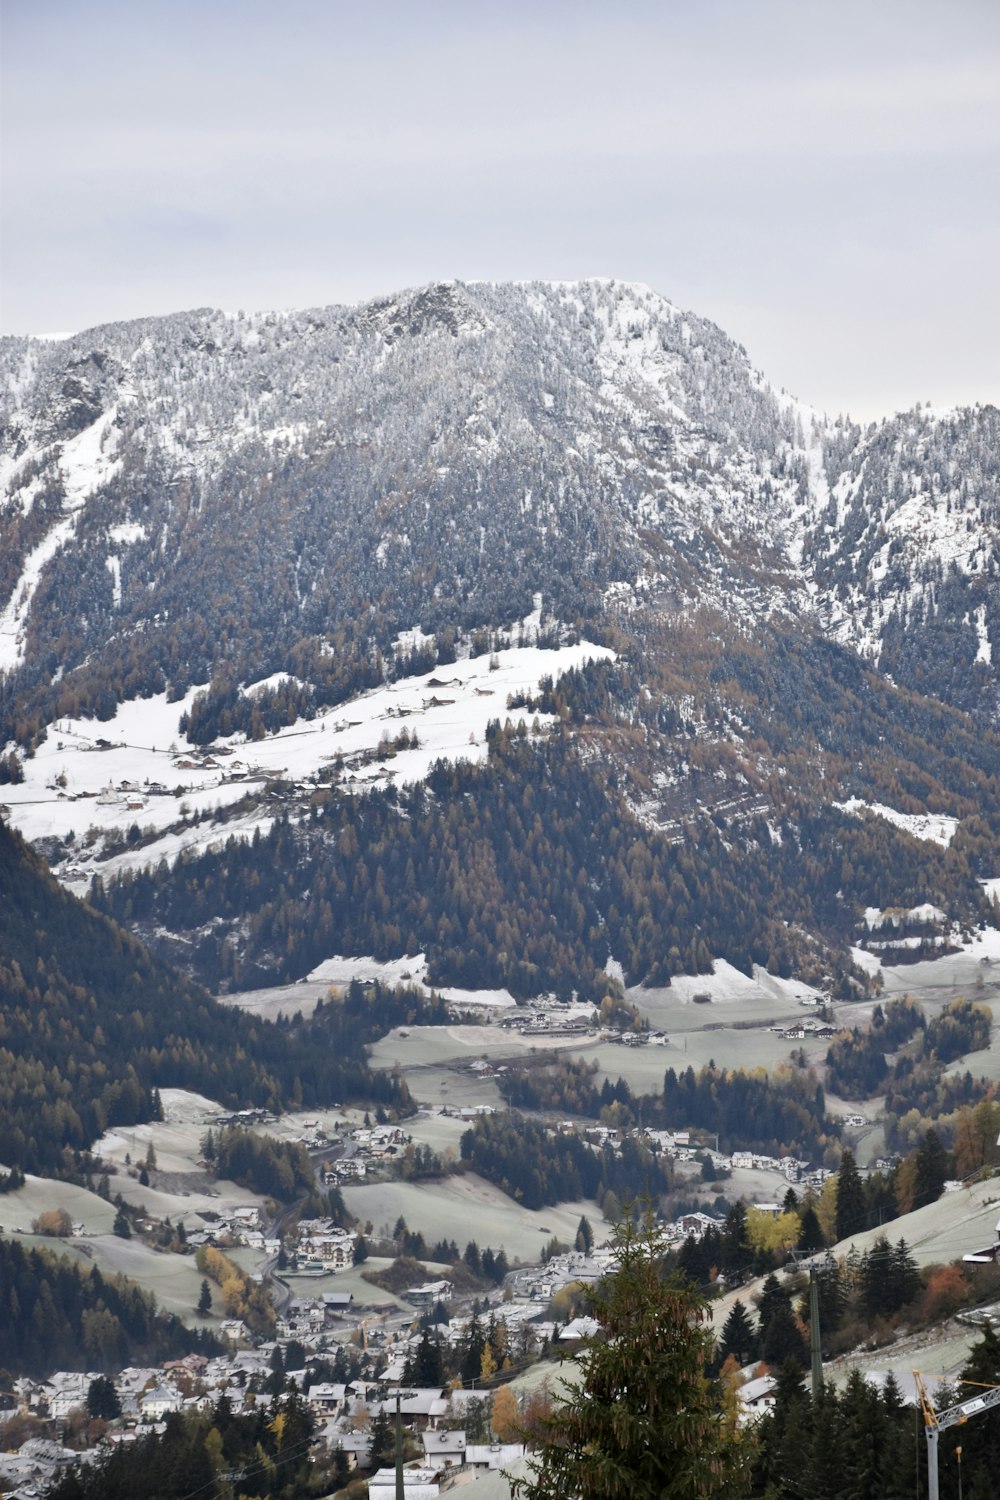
[5, 278, 1000, 1495]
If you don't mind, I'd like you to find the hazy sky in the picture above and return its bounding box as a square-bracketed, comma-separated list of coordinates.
[2, 0, 998, 418]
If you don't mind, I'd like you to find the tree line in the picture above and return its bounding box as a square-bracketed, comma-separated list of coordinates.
[0, 1238, 220, 1379]
[0, 819, 412, 1180]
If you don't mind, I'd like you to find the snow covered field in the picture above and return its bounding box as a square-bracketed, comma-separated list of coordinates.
[341, 1174, 600, 1265]
[836, 798, 959, 847]
[0, 635, 613, 897]
[0, 1173, 225, 1321]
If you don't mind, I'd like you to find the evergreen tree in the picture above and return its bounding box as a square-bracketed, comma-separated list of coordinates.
[835, 1150, 866, 1241]
[412, 1328, 444, 1387]
[953, 1320, 1000, 1500]
[86, 1375, 121, 1421]
[753, 1358, 809, 1497]
[462, 1311, 486, 1383]
[913, 1127, 949, 1209]
[810, 1255, 847, 1340]
[265, 1344, 285, 1396]
[369, 1405, 394, 1468]
[761, 1300, 807, 1370]
[718, 1300, 758, 1368]
[197, 1279, 212, 1315]
[756, 1274, 790, 1336]
[797, 1202, 825, 1253]
[839, 1368, 886, 1500]
[721, 1201, 752, 1278]
[510, 1212, 751, 1499]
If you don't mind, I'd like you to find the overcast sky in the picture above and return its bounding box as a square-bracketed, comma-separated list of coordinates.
[2, 0, 998, 418]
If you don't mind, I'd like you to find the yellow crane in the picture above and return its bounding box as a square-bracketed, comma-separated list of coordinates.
[913, 1370, 1000, 1500]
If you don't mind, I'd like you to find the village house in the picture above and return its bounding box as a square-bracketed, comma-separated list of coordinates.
[466, 1442, 526, 1471]
[405, 1279, 453, 1307]
[140, 1384, 185, 1420]
[374, 1388, 449, 1431]
[39, 1373, 94, 1421]
[368, 1467, 440, 1500]
[421, 1429, 466, 1468]
[737, 1374, 778, 1421]
[306, 1383, 348, 1418]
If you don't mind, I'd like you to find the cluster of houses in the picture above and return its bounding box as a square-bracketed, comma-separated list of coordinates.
[292, 1217, 358, 1274]
[323, 1122, 410, 1181]
[7, 1179, 891, 1499]
[564, 1120, 817, 1187]
[0, 1435, 100, 1498]
[185, 1203, 279, 1254]
[4, 1353, 529, 1497]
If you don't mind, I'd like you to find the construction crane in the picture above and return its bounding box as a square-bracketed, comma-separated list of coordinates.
[913, 1370, 1000, 1500]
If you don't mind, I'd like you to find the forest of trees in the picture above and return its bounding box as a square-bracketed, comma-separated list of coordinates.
[822, 994, 994, 1153]
[91, 723, 992, 1003]
[201, 1127, 315, 1201]
[0, 820, 413, 1179]
[0, 1238, 220, 1378]
[505, 1054, 838, 1163]
[459, 1112, 674, 1211]
[751, 1320, 1000, 1499]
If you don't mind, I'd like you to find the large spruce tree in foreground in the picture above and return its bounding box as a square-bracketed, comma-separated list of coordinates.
[511, 1213, 751, 1500]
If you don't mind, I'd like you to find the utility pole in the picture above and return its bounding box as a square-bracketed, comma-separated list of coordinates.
[395, 1389, 404, 1500]
[808, 1266, 822, 1401]
[393, 1387, 415, 1500]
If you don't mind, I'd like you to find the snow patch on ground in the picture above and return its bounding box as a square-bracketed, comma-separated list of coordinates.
[837, 798, 959, 847]
[305, 953, 517, 1009]
[850, 946, 883, 975]
[108, 520, 147, 546]
[660, 959, 822, 1008]
[974, 603, 992, 665]
[0, 409, 122, 669]
[864, 903, 947, 930]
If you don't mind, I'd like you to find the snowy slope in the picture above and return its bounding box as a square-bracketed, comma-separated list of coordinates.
[0, 630, 612, 894]
[0, 279, 822, 746]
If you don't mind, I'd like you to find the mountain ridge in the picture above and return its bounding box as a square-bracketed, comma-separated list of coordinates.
[3, 277, 1000, 1002]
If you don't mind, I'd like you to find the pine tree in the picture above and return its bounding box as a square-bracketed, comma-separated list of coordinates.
[510, 1212, 752, 1499]
[718, 1300, 758, 1368]
[197, 1279, 212, 1315]
[913, 1127, 949, 1209]
[797, 1202, 825, 1253]
[835, 1149, 866, 1241]
[761, 1300, 807, 1370]
[810, 1255, 847, 1338]
[369, 1405, 394, 1468]
[86, 1374, 121, 1420]
[839, 1368, 886, 1500]
[951, 1319, 1000, 1499]
[412, 1328, 444, 1387]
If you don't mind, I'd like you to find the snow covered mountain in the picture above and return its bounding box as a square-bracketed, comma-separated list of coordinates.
[804, 403, 1000, 719]
[3, 279, 996, 748]
[0, 279, 824, 736]
[2, 279, 999, 999]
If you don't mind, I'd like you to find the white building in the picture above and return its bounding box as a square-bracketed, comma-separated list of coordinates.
[368, 1467, 440, 1499]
